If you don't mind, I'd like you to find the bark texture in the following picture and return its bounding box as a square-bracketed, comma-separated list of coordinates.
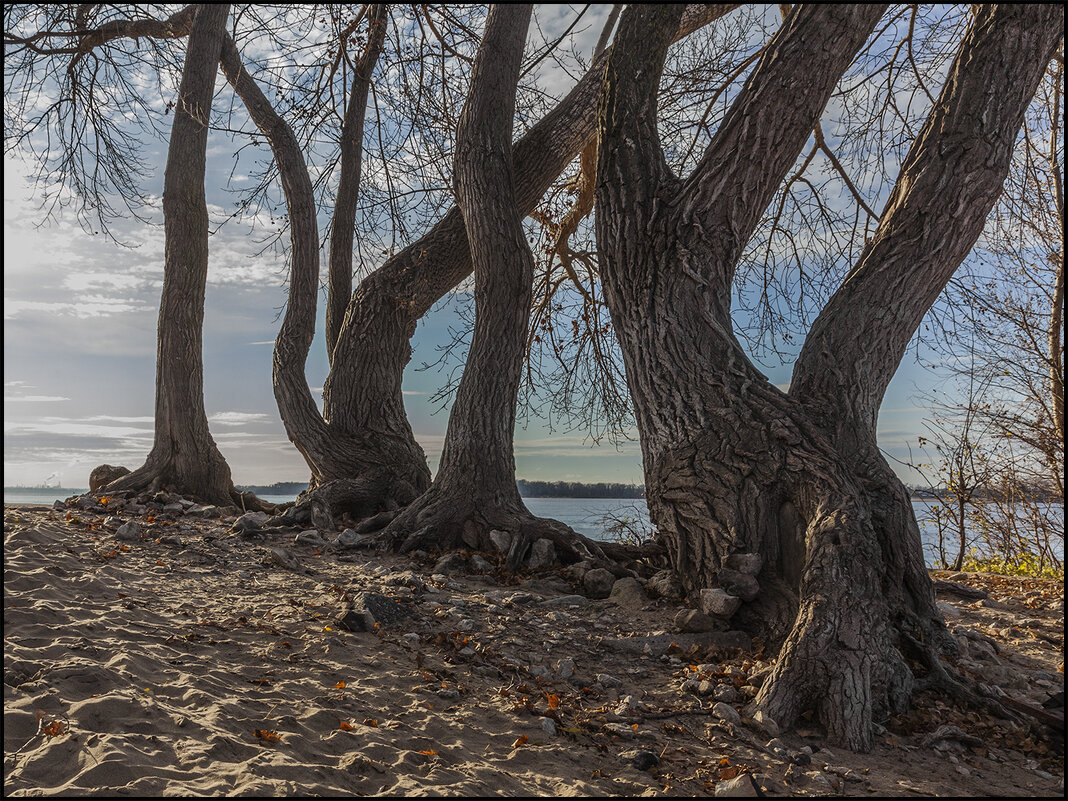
[107, 4, 261, 508]
[380, 4, 550, 554]
[315, 5, 737, 498]
[595, 3, 1062, 751]
[326, 4, 389, 364]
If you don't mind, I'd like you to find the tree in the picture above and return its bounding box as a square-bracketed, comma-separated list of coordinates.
[96, 3, 265, 507]
[595, 3, 1062, 751]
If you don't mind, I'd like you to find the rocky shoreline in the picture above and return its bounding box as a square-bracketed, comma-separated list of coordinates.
[3, 493, 1064, 796]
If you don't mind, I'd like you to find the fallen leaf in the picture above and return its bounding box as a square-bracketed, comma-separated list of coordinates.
[334, 680, 346, 689]
[546, 693, 560, 710]
[512, 735, 529, 748]
[362, 718, 378, 727]
[339, 720, 355, 731]
[254, 729, 281, 743]
[418, 748, 438, 756]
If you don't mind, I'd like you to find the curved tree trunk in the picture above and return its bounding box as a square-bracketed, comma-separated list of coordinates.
[107, 3, 265, 509]
[381, 3, 551, 554]
[595, 3, 1062, 751]
[313, 6, 736, 500]
[326, 3, 389, 365]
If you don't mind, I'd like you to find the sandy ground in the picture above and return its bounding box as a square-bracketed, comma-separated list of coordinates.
[3, 500, 1064, 797]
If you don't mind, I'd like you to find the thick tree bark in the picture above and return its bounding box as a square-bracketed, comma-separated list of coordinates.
[106, 4, 265, 509]
[380, 4, 552, 554]
[595, 3, 1062, 751]
[315, 5, 737, 499]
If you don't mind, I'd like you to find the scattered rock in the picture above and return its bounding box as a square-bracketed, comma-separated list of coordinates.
[583, 568, 616, 599]
[936, 600, 962, 619]
[645, 569, 683, 601]
[489, 529, 512, 554]
[540, 717, 558, 737]
[604, 631, 751, 657]
[620, 749, 659, 771]
[714, 773, 761, 797]
[115, 521, 143, 542]
[751, 710, 779, 737]
[701, 588, 742, 618]
[89, 464, 130, 492]
[433, 553, 467, 575]
[268, 547, 304, 572]
[608, 577, 649, 609]
[713, 684, 743, 704]
[232, 511, 269, 534]
[717, 568, 759, 602]
[470, 555, 495, 573]
[337, 591, 415, 632]
[555, 658, 575, 679]
[712, 702, 741, 725]
[596, 673, 623, 689]
[724, 552, 763, 576]
[674, 608, 723, 633]
[295, 529, 327, 547]
[526, 538, 557, 571]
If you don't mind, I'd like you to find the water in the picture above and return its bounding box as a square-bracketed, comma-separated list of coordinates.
[6, 488, 1060, 567]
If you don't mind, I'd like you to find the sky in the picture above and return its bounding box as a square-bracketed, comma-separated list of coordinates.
[4, 5, 948, 489]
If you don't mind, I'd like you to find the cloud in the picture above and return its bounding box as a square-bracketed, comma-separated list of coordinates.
[4, 395, 71, 403]
[208, 411, 272, 426]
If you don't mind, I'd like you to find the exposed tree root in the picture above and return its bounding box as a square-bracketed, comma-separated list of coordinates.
[267, 473, 417, 532]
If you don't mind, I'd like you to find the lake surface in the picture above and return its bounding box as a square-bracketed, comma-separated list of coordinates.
[6, 488, 1060, 567]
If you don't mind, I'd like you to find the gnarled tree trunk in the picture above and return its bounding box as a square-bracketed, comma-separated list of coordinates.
[380, 4, 580, 561]
[107, 3, 265, 509]
[309, 6, 736, 505]
[595, 3, 1062, 751]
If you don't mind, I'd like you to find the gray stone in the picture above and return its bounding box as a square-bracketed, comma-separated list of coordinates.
[620, 749, 659, 771]
[103, 516, 123, 529]
[936, 600, 962, 619]
[162, 503, 185, 515]
[608, 577, 649, 609]
[89, 464, 130, 492]
[751, 710, 779, 736]
[268, 547, 304, 572]
[232, 511, 269, 533]
[470, 554, 495, 573]
[645, 569, 683, 600]
[540, 717, 558, 737]
[334, 528, 365, 547]
[725, 552, 763, 576]
[337, 591, 415, 632]
[596, 673, 624, 689]
[433, 553, 467, 574]
[674, 608, 723, 633]
[583, 568, 616, 599]
[712, 702, 741, 725]
[701, 588, 742, 618]
[714, 773, 760, 797]
[489, 529, 513, 554]
[713, 684, 743, 704]
[461, 520, 481, 549]
[555, 658, 576, 679]
[526, 538, 557, 571]
[295, 529, 327, 547]
[115, 521, 143, 542]
[718, 569, 759, 602]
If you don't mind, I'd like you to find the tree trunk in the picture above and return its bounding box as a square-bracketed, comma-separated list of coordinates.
[314, 6, 736, 502]
[106, 4, 263, 509]
[380, 4, 551, 554]
[595, 3, 1061, 751]
[326, 4, 389, 365]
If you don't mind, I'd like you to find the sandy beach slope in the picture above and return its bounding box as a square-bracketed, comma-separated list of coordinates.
[3, 502, 1064, 796]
